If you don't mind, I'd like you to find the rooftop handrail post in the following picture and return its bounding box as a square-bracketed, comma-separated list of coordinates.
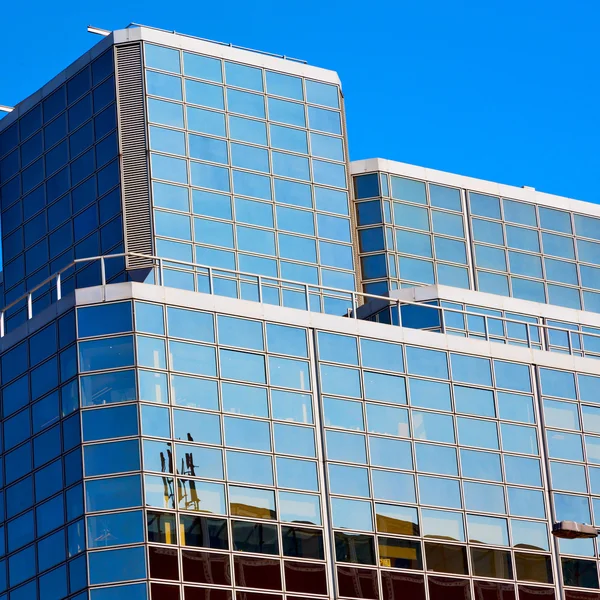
[27, 294, 33, 320]
[525, 322, 531, 349]
[0, 312, 4, 338]
[567, 329, 574, 356]
[100, 256, 106, 285]
[439, 304, 446, 333]
[208, 267, 214, 294]
[257, 275, 263, 303]
[483, 315, 489, 341]
[56, 273, 62, 301]
[351, 292, 358, 319]
[158, 258, 164, 287]
[305, 284, 310, 312]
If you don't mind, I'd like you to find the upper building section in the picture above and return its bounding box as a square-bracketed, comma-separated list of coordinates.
[352, 158, 600, 314]
[0, 25, 356, 329]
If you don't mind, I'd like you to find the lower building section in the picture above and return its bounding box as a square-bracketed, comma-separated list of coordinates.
[1, 281, 600, 599]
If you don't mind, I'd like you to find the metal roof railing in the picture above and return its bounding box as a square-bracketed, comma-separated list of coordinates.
[2, 252, 600, 362]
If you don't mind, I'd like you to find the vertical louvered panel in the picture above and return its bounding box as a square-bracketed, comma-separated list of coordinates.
[115, 43, 154, 271]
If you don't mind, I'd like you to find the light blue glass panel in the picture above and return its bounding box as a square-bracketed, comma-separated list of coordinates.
[545, 258, 578, 285]
[149, 126, 185, 155]
[329, 464, 370, 497]
[153, 181, 189, 212]
[227, 450, 273, 485]
[225, 62, 263, 91]
[478, 271, 509, 296]
[454, 387, 495, 418]
[194, 218, 234, 247]
[276, 457, 317, 491]
[547, 430, 583, 461]
[508, 487, 545, 518]
[278, 233, 317, 262]
[155, 210, 191, 240]
[543, 232, 575, 259]
[464, 481, 505, 513]
[218, 315, 264, 350]
[540, 368, 576, 399]
[551, 461, 587, 492]
[318, 332, 358, 364]
[146, 44, 180, 73]
[187, 106, 226, 136]
[419, 475, 461, 508]
[576, 214, 600, 240]
[185, 79, 224, 109]
[468, 515, 508, 546]
[504, 455, 541, 486]
[470, 193, 500, 219]
[372, 470, 415, 503]
[494, 361, 531, 392]
[415, 443, 457, 475]
[169, 341, 216, 376]
[326, 430, 366, 463]
[369, 437, 412, 470]
[457, 417, 499, 450]
[460, 449, 502, 481]
[146, 70, 182, 100]
[265, 71, 303, 100]
[237, 225, 276, 255]
[232, 170, 272, 200]
[450, 354, 491, 386]
[331, 497, 372, 531]
[227, 89, 265, 118]
[508, 251, 542, 278]
[173, 409, 221, 444]
[497, 392, 535, 423]
[269, 356, 310, 390]
[272, 151, 310, 180]
[554, 493, 590, 523]
[315, 186, 348, 214]
[276, 205, 314, 235]
[501, 423, 538, 455]
[503, 199, 536, 226]
[364, 372, 406, 404]
[268, 98, 305, 127]
[471, 218, 503, 245]
[406, 346, 448, 379]
[183, 53, 222, 82]
[399, 257, 434, 284]
[188, 134, 228, 164]
[578, 239, 600, 264]
[475, 244, 506, 271]
[412, 410, 454, 443]
[320, 364, 361, 397]
[271, 390, 313, 424]
[421, 508, 464, 541]
[306, 80, 339, 108]
[396, 230, 432, 257]
[310, 132, 344, 161]
[409, 378, 450, 411]
[544, 399, 580, 430]
[192, 189, 231, 219]
[360, 339, 403, 372]
[190, 162, 230, 192]
[270, 124, 307, 154]
[220, 349, 266, 384]
[229, 115, 267, 145]
[148, 98, 183, 127]
[366, 403, 409, 437]
[151, 153, 187, 184]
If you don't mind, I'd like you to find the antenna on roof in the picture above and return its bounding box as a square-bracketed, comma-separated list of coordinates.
[87, 25, 111, 36]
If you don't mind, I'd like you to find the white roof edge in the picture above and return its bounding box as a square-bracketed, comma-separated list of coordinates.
[390, 284, 600, 329]
[351, 158, 600, 219]
[0, 26, 341, 136]
[0, 33, 115, 134]
[114, 27, 342, 86]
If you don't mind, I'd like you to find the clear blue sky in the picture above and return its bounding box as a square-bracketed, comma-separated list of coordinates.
[1, 0, 599, 203]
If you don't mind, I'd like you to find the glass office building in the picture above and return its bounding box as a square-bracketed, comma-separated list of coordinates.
[1, 24, 600, 600]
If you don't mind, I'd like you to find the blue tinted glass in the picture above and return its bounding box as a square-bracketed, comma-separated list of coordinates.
[220, 349, 266, 384]
[406, 346, 448, 379]
[188, 134, 227, 164]
[87, 510, 144, 548]
[419, 475, 461, 508]
[151, 153, 187, 184]
[412, 410, 454, 443]
[227, 89, 265, 118]
[268, 98, 305, 127]
[85, 475, 142, 512]
[504, 455, 541, 486]
[148, 98, 183, 128]
[185, 79, 224, 109]
[146, 44, 180, 73]
[450, 354, 492, 386]
[454, 386, 495, 418]
[457, 417, 499, 449]
[84, 439, 140, 476]
[326, 430, 366, 463]
[173, 409, 221, 444]
[79, 336, 134, 372]
[89, 546, 146, 584]
[416, 442, 457, 475]
[225, 416, 270, 451]
[169, 340, 216, 376]
[82, 405, 138, 441]
[548, 430, 582, 461]
[187, 106, 226, 136]
[266, 324, 307, 357]
[540, 368, 576, 399]
[229, 115, 267, 145]
[184, 52, 222, 82]
[225, 62, 263, 91]
[464, 481, 505, 513]
[146, 70, 182, 100]
[460, 449, 502, 481]
[494, 361, 531, 392]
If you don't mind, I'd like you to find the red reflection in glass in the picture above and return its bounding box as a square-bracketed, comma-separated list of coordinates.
[284, 561, 327, 595]
[336, 566, 379, 599]
[149, 546, 179, 580]
[381, 571, 425, 600]
[181, 550, 231, 585]
[233, 556, 282, 590]
[428, 576, 470, 600]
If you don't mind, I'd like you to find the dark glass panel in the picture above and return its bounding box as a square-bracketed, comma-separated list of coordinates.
[424, 543, 468, 575]
[428, 576, 471, 600]
[335, 532, 376, 565]
[184, 588, 232, 600]
[147, 511, 177, 544]
[514, 553, 553, 584]
[562, 558, 600, 589]
[518, 586, 556, 600]
[149, 545, 179, 580]
[378, 536, 422, 570]
[151, 583, 181, 600]
[381, 571, 426, 600]
[180, 515, 228, 549]
[336, 566, 379, 600]
[181, 550, 230, 585]
[281, 526, 324, 560]
[565, 591, 600, 600]
[471, 548, 513, 579]
[233, 556, 282, 590]
[472, 581, 516, 600]
[237, 594, 282, 600]
[232, 521, 278, 555]
[284, 561, 327, 595]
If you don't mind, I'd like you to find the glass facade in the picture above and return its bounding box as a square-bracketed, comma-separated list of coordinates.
[0, 49, 124, 332]
[354, 170, 600, 314]
[3, 23, 600, 600]
[144, 42, 356, 297]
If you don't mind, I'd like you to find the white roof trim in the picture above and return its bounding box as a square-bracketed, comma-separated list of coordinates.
[351, 158, 600, 218]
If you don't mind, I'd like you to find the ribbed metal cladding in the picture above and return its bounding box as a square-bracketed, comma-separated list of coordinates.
[115, 43, 154, 271]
